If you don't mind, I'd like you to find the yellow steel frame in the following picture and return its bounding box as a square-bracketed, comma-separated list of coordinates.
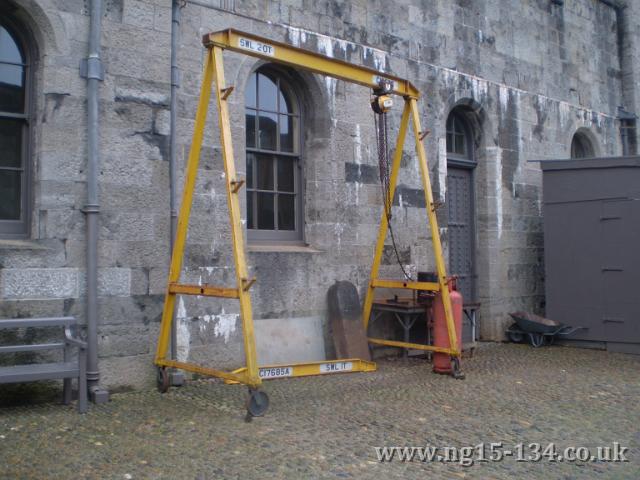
[154, 28, 459, 393]
[224, 359, 377, 385]
[362, 99, 459, 357]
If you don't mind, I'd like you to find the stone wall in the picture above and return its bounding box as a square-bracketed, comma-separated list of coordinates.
[0, 0, 635, 389]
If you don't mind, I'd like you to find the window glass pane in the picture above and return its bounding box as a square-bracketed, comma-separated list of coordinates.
[0, 170, 21, 220]
[446, 132, 453, 153]
[258, 73, 277, 112]
[278, 194, 295, 230]
[246, 191, 255, 229]
[257, 192, 275, 229]
[454, 116, 465, 135]
[0, 118, 22, 168]
[277, 157, 295, 192]
[245, 73, 256, 108]
[0, 64, 25, 113]
[246, 152, 254, 188]
[279, 89, 293, 114]
[245, 109, 256, 148]
[256, 155, 274, 190]
[454, 134, 466, 156]
[0, 27, 23, 64]
[258, 111, 278, 150]
[279, 114, 295, 153]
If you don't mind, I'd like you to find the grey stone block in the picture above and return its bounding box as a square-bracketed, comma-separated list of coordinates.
[0, 240, 67, 269]
[78, 268, 131, 298]
[1, 269, 80, 300]
[98, 324, 152, 357]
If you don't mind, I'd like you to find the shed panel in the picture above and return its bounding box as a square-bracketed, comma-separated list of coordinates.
[541, 157, 640, 352]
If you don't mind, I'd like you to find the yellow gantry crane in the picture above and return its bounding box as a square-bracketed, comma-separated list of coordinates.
[154, 29, 460, 419]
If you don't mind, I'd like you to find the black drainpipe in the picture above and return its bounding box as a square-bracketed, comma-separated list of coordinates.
[605, 1, 638, 154]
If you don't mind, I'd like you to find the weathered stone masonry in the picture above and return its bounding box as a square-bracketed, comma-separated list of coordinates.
[0, 0, 638, 389]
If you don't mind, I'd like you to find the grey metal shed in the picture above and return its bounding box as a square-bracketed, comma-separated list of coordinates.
[541, 156, 640, 354]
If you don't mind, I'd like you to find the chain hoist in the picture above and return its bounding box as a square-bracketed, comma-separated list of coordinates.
[371, 80, 413, 281]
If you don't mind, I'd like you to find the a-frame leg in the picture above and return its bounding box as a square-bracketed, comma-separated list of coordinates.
[155, 49, 215, 363]
[362, 97, 459, 358]
[363, 100, 411, 331]
[211, 46, 261, 388]
[408, 98, 459, 356]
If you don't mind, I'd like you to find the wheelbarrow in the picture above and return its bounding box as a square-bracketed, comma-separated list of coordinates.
[506, 311, 585, 348]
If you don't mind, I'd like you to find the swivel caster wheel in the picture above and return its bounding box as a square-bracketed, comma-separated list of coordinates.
[244, 388, 269, 422]
[156, 366, 170, 393]
[451, 357, 465, 380]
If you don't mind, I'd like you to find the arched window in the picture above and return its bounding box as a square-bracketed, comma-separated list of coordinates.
[245, 67, 302, 242]
[570, 131, 595, 159]
[0, 20, 31, 237]
[446, 111, 475, 165]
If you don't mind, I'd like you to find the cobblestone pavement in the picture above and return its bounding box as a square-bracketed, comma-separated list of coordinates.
[1, 343, 639, 479]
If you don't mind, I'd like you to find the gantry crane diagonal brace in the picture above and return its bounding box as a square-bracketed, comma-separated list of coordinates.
[154, 28, 460, 417]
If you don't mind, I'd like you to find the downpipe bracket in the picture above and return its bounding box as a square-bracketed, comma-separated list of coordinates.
[81, 204, 100, 214]
[79, 56, 105, 81]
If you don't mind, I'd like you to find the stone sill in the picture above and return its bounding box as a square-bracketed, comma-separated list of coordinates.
[0, 239, 49, 251]
[247, 243, 323, 253]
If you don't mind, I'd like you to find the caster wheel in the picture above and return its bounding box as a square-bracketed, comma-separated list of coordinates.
[544, 335, 555, 346]
[156, 366, 170, 393]
[529, 333, 544, 348]
[245, 388, 269, 418]
[450, 357, 465, 380]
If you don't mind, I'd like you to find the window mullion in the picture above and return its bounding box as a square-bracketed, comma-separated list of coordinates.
[254, 108, 259, 149]
[273, 155, 278, 230]
[275, 78, 281, 152]
[252, 156, 258, 229]
[254, 74, 260, 149]
[294, 155, 298, 232]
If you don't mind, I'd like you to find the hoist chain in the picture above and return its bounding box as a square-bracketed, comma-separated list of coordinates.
[373, 108, 413, 281]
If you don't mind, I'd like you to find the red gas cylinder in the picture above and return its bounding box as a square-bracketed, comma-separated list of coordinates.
[432, 277, 463, 374]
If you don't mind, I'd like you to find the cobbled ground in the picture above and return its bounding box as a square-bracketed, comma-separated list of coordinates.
[1, 343, 639, 479]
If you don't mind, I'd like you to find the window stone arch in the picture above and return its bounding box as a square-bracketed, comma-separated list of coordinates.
[570, 128, 598, 159]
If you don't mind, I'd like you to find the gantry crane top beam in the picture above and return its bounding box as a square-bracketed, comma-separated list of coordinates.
[202, 29, 421, 98]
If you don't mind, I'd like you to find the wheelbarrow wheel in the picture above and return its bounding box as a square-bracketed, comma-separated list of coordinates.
[529, 333, 544, 348]
[156, 366, 170, 393]
[245, 388, 269, 420]
[507, 330, 525, 343]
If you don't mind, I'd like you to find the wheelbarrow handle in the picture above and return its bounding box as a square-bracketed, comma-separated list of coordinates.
[557, 326, 586, 336]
